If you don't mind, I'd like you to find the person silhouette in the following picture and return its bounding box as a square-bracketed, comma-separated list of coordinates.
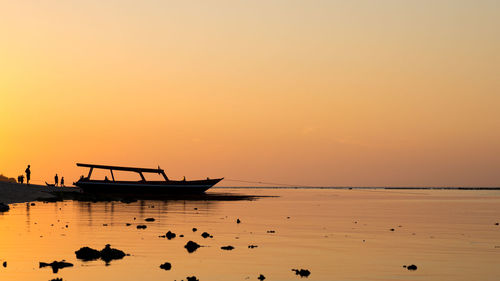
[55, 174, 59, 187]
[61, 177, 65, 187]
[25, 165, 31, 185]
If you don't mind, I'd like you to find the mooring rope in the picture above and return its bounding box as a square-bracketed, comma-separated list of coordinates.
[224, 178, 316, 188]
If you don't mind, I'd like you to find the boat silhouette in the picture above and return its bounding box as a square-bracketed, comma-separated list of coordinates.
[74, 163, 223, 194]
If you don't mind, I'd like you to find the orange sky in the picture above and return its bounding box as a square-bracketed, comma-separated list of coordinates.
[1, 1, 499, 187]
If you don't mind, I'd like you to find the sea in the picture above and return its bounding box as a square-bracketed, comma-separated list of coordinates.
[0, 188, 499, 281]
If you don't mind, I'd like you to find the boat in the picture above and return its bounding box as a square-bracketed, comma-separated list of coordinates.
[73, 163, 223, 194]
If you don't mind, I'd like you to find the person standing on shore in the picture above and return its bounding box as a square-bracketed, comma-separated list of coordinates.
[61, 177, 65, 187]
[25, 165, 31, 185]
[55, 174, 59, 187]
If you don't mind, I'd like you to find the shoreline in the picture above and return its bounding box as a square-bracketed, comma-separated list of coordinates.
[0, 181, 80, 205]
[0, 182, 266, 205]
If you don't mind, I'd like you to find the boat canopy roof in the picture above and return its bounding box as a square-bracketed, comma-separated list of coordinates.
[76, 163, 164, 173]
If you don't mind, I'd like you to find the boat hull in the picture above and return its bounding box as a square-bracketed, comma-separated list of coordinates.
[75, 178, 223, 194]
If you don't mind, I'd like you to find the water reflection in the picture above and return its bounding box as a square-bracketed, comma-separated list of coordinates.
[4, 189, 499, 281]
[25, 202, 30, 232]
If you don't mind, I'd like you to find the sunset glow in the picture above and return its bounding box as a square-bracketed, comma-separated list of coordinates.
[1, 1, 499, 186]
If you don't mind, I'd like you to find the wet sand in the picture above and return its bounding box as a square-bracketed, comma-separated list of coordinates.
[0, 182, 79, 204]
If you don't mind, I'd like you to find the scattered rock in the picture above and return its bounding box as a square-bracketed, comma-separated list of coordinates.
[237, 218, 241, 224]
[186, 276, 199, 281]
[145, 218, 155, 222]
[192, 228, 198, 232]
[248, 245, 258, 248]
[137, 225, 147, 229]
[39, 261, 73, 273]
[292, 268, 311, 277]
[159, 262, 171, 270]
[258, 274, 266, 280]
[75, 246, 101, 261]
[201, 232, 210, 238]
[166, 231, 176, 240]
[0, 203, 9, 212]
[407, 264, 417, 270]
[100, 244, 126, 263]
[184, 241, 201, 253]
[221, 245, 234, 250]
[75, 245, 127, 264]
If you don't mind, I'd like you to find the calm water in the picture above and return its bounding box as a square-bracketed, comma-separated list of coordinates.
[0, 188, 500, 281]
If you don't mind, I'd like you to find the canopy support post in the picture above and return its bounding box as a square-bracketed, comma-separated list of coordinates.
[161, 171, 169, 181]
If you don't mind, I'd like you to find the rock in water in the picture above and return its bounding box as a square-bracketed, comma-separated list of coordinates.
[258, 274, 266, 280]
[221, 245, 234, 250]
[2, 261, 6, 267]
[76, 245, 127, 264]
[201, 232, 210, 238]
[166, 231, 176, 240]
[159, 262, 172, 270]
[407, 264, 418, 270]
[192, 227, 198, 232]
[0, 203, 9, 212]
[237, 218, 241, 224]
[39, 261, 73, 273]
[184, 241, 201, 253]
[100, 244, 126, 263]
[292, 268, 311, 277]
[186, 276, 199, 281]
[75, 246, 101, 261]
[145, 218, 155, 222]
[137, 225, 147, 229]
[248, 245, 258, 249]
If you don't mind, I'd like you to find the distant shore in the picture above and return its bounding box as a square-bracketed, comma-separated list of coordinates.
[0, 181, 80, 204]
[215, 186, 500, 190]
